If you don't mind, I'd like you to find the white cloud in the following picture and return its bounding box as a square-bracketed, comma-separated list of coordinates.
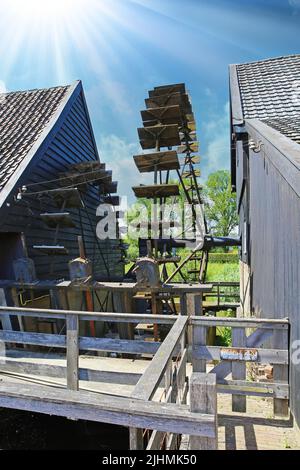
[97, 134, 152, 204]
[201, 101, 230, 180]
[289, 0, 300, 6]
[289, 0, 300, 13]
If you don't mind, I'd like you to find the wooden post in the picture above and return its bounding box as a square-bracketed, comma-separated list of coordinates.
[189, 373, 217, 450]
[187, 294, 202, 347]
[232, 327, 247, 412]
[273, 328, 289, 417]
[180, 293, 187, 316]
[0, 288, 13, 331]
[66, 314, 79, 391]
[129, 428, 144, 450]
[191, 296, 206, 372]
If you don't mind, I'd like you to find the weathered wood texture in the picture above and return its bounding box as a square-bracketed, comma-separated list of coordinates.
[189, 373, 218, 450]
[0, 382, 216, 438]
[0, 85, 123, 280]
[236, 121, 299, 425]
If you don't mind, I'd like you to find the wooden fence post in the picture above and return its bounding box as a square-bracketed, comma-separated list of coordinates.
[66, 314, 79, 391]
[232, 327, 247, 412]
[189, 373, 218, 450]
[129, 428, 144, 450]
[273, 328, 289, 417]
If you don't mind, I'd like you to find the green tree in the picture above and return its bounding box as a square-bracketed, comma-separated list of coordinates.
[203, 170, 238, 237]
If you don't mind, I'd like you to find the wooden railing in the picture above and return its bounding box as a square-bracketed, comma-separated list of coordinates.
[203, 281, 240, 310]
[191, 315, 289, 416]
[0, 306, 218, 450]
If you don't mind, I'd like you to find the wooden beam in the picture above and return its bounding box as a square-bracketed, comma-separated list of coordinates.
[189, 373, 218, 450]
[231, 327, 246, 412]
[66, 314, 79, 391]
[194, 346, 289, 365]
[191, 316, 289, 330]
[0, 382, 216, 438]
[0, 330, 161, 355]
[131, 316, 187, 401]
[0, 306, 179, 324]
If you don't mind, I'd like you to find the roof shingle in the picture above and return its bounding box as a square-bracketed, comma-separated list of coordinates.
[234, 55, 300, 145]
[0, 85, 70, 192]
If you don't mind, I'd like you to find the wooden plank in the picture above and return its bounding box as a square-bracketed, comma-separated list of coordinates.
[0, 281, 213, 294]
[0, 382, 216, 438]
[229, 64, 244, 126]
[66, 314, 79, 391]
[0, 330, 161, 355]
[194, 346, 289, 365]
[177, 348, 187, 404]
[232, 328, 246, 412]
[192, 325, 206, 373]
[129, 428, 144, 450]
[0, 359, 141, 385]
[138, 124, 180, 149]
[273, 329, 289, 417]
[191, 316, 289, 330]
[0, 306, 178, 324]
[132, 184, 179, 199]
[216, 380, 289, 399]
[189, 373, 218, 450]
[0, 289, 13, 331]
[133, 151, 179, 173]
[131, 316, 187, 401]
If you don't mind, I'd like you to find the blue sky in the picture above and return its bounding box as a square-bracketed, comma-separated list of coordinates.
[0, 0, 299, 200]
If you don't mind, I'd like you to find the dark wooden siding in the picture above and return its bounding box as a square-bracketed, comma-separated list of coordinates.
[0, 90, 123, 280]
[247, 145, 300, 426]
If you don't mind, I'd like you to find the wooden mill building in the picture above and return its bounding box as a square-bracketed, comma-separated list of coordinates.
[229, 54, 300, 427]
[0, 81, 123, 283]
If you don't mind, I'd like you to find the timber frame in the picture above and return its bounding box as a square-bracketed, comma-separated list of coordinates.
[0, 302, 290, 450]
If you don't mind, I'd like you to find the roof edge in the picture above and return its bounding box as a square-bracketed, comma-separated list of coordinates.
[245, 118, 300, 197]
[229, 64, 244, 126]
[0, 80, 82, 209]
[229, 53, 300, 68]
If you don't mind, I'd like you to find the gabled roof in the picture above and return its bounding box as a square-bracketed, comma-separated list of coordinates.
[230, 54, 300, 144]
[0, 81, 81, 206]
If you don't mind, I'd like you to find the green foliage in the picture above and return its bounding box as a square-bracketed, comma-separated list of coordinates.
[208, 252, 239, 263]
[203, 170, 238, 237]
[206, 262, 239, 282]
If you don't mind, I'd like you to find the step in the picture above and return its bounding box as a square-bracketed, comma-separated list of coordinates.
[177, 142, 199, 154]
[99, 181, 118, 194]
[69, 161, 105, 172]
[49, 188, 84, 209]
[100, 195, 120, 206]
[145, 92, 192, 115]
[181, 155, 201, 164]
[148, 83, 186, 97]
[132, 184, 179, 199]
[141, 105, 183, 127]
[33, 245, 69, 255]
[182, 169, 201, 178]
[60, 166, 108, 187]
[188, 269, 200, 275]
[133, 150, 179, 173]
[138, 124, 181, 150]
[40, 213, 76, 229]
[180, 131, 197, 143]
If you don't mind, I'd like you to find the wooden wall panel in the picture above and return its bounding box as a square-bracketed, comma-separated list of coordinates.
[248, 146, 300, 426]
[0, 92, 123, 280]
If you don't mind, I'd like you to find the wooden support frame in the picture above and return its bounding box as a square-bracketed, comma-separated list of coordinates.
[189, 373, 218, 450]
[190, 315, 290, 415]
